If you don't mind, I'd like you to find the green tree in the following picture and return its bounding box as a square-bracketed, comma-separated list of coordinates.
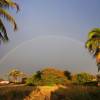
[8, 69, 23, 83]
[85, 28, 100, 72]
[26, 71, 42, 86]
[73, 73, 94, 84]
[0, 0, 19, 42]
[64, 70, 72, 80]
[26, 67, 70, 86]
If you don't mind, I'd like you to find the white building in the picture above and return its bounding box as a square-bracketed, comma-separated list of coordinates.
[0, 80, 9, 84]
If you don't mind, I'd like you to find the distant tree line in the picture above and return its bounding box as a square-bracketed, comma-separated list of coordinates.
[25, 67, 96, 86]
[0, 67, 96, 86]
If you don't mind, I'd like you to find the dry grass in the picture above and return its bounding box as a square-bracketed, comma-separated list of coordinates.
[0, 84, 100, 100]
[51, 85, 100, 100]
[0, 84, 35, 100]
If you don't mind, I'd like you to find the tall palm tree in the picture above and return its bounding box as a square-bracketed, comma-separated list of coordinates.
[0, 0, 19, 42]
[85, 28, 100, 72]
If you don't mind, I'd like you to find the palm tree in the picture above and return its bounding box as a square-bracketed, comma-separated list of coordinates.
[85, 28, 100, 72]
[0, 0, 19, 42]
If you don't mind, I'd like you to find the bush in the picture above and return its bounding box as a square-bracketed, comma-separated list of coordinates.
[26, 78, 34, 86]
[72, 73, 95, 84]
[26, 67, 70, 86]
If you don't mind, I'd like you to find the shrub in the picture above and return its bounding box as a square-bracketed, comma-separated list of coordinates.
[26, 67, 70, 86]
[72, 73, 95, 84]
[64, 70, 72, 80]
[26, 78, 34, 86]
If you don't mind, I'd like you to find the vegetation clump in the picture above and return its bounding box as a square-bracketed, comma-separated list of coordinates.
[72, 72, 96, 84]
[26, 67, 71, 86]
[8, 69, 25, 84]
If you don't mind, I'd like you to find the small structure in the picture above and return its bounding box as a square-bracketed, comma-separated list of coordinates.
[0, 81, 9, 84]
[0, 79, 9, 85]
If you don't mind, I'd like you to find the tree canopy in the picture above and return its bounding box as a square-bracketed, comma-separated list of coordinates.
[85, 28, 100, 71]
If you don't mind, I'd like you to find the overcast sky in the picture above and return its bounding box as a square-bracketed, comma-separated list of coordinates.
[0, 0, 100, 76]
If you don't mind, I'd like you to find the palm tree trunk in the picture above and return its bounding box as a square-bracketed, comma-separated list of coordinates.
[96, 53, 100, 63]
[96, 53, 100, 86]
[96, 52, 100, 72]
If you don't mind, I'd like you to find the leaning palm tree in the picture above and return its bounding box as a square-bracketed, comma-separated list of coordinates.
[85, 28, 100, 72]
[0, 0, 19, 42]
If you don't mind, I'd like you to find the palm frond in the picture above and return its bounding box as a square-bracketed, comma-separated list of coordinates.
[85, 38, 100, 55]
[0, 0, 19, 12]
[88, 28, 100, 39]
[0, 18, 9, 41]
[5, 0, 19, 12]
[94, 48, 100, 57]
[0, 8, 18, 31]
